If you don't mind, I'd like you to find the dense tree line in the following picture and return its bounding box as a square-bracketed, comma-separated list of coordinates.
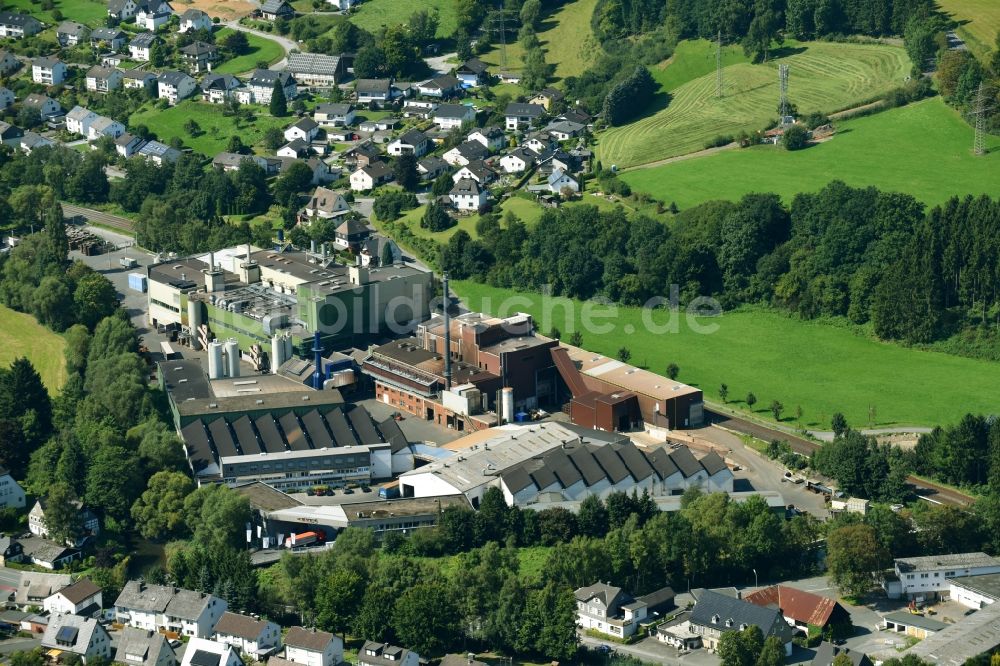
[602, 66, 657, 126]
[912, 414, 1000, 490]
[811, 428, 910, 502]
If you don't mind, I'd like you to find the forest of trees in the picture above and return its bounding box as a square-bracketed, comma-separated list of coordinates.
[442, 182, 1000, 354]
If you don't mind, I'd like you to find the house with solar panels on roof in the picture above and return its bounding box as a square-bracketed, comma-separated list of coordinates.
[42, 613, 112, 664]
[286, 53, 342, 88]
[181, 637, 243, 666]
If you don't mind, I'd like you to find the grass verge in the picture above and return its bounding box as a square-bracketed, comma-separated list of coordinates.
[0, 304, 67, 394]
[213, 27, 285, 74]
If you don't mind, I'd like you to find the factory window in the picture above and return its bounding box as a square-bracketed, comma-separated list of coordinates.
[150, 298, 180, 313]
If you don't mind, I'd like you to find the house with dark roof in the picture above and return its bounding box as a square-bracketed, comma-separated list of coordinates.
[0, 50, 20, 76]
[86, 65, 123, 93]
[202, 74, 243, 103]
[180, 41, 219, 73]
[350, 162, 393, 192]
[135, 0, 173, 30]
[32, 56, 67, 86]
[356, 78, 393, 104]
[433, 103, 475, 130]
[56, 21, 90, 46]
[358, 642, 419, 666]
[114, 581, 227, 638]
[283, 627, 342, 666]
[811, 642, 872, 666]
[213, 611, 281, 658]
[178, 8, 212, 33]
[455, 58, 489, 87]
[122, 69, 158, 92]
[260, 0, 293, 20]
[529, 87, 565, 111]
[42, 613, 112, 664]
[314, 103, 354, 127]
[91, 27, 128, 49]
[468, 126, 505, 152]
[387, 128, 430, 158]
[449, 177, 486, 211]
[157, 70, 196, 104]
[743, 584, 850, 635]
[43, 578, 103, 616]
[574, 582, 650, 639]
[284, 116, 320, 143]
[442, 140, 488, 167]
[689, 589, 793, 655]
[30, 498, 99, 546]
[181, 637, 243, 666]
[115, 626, 178, 666]
[417, 155, 449, 181]
[241, 69, 297, 105]
[0, 11, 42, 38]
[286, 52, 342, 87]
[107, 0, 138, 21]
[299, 186, 351, 223]
[417, 74, 461, 98]
[0, 535, 23, 564]
[504, 102, 546, 131]
[129, 32, 158, 61]
[116, 132, 146, 157]
[333, 218, 371, 251]
[499, 146, 539, 174]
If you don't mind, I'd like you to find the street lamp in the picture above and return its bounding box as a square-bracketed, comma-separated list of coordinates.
[753, 568, 758, 590]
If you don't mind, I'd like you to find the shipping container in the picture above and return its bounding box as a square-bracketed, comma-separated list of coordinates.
[379, 480, 400, 499]
[127, 272, 147, 292]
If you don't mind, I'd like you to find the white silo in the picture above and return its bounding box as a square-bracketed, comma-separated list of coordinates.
[225, 338, 240, 378]
[187, 301, 203, 350]
[501, 387, 514, 425]
[271, 333, 286, 374]
[208, 341, 224, 380]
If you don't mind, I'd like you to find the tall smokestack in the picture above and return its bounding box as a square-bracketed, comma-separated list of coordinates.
[442, 274, 452, 390]
[311, 331, 323, 390]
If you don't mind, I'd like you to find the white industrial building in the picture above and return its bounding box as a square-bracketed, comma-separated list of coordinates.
[885, 553, 1000, 600]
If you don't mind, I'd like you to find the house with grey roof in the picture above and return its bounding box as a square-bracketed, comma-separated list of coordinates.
[240, 69, 296, 105]
[91, 27, 127, 49]
[689, 589, 793, 655]
[0, 11, 42, 38]
[433, 103, 475, 130]
[468, 126, 505, 152]
[286, 52, 341, 87]
[42, 613, 112, 663]
[259, 0, 293, 20]
[122, 69, 158, 92]
[157, 70, 196, 104]
[22, 93, 61, 120]
[135, 0, 173, 30]
[138, 140, 181, 165]
[811, 642, 872, 666]
[201, 73, 243, 103]
[88, 115, 126, 141]
[107, 0, 138, 21]
[387, 129, 430, 158]
[11, 571, 70, 607]
[355, 78, 392, 104]
[499, 147, 539, 174]
[528, 168, 579, 196]
[213, 611, 281, 658]
[284, 116, 320, 143]
[129, 32, 158, 61]
[545, 119, 585, 141]
[452, 160, 496, 186]
[283, 627, 342, 666]
[114, 581, 227, 638]
[504, 102, 545, 131]
[574, 582, 649, 639]
[178, 8, 211, 33]
[442, 139, 488, 167]
[115, 626, 178, 666]
[56, 21, 90, 46]
[417, 155, 449, 181]
[86, 66, 123, 93]
[115, 132, 145, 157]
[357, 642, 419, 666]
[455, 58, 489, 87]
[314, 103, 354, 127]
[299, 186, 351, 222]
[31, 56, 66, 85]
[29, 498, 99, 546]
[18, 131, 53, 154]
[416, 74, 461, 98]
[0, 50, 19, 76]
[180, 41, 219, 73]
[181, 637, 243, 666]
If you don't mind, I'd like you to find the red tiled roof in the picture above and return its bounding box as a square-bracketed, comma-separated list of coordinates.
[743, 584, 840, 627]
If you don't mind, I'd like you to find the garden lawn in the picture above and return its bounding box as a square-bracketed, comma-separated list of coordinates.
[451, 281, 1000, 429]
[936, 0, 1000, 61]
[621, 98, 1000, 209]
[348, 0, 456, 38]
[4, 0, 106, 25]
[129, 100, 289, 156]
[0, 304, 67, 394]
[213, 28, 285, 74]
[480, 0, 599, 82]
[597, 40, 911, 168]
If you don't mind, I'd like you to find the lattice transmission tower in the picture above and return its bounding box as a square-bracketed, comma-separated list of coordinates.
[716, 31, 723, 98]
[778, 64, 790, 119]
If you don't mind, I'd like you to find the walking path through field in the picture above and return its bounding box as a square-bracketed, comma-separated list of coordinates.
[618, 142, 738, 172]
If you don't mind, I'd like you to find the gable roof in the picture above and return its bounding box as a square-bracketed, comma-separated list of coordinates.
[450, 177, 481, 196]
[260, 0, 291, 13]
[130, 31, 157, 47]
[92, 26, 126, 39]
[116, 627, 174, 666]
[180, 8, 208, 20]
[86, 65, 119, 79]
[356, 78, 390, 95]
[284, 626, 334, 651]
[158, 70, 193, 86]
[57, 21, 89, 36]
[456, 58, 488, 75]
[533, 87, 564, 101]
[42, 613, 104, 655]
[248, 69, 294, 88]
[54, 578, 101, 605]
[32, 55, 62, 69]
[505, 102, 545, 117]
[421, 74, 460, 90]
[180, 41, 217, 56]
[743, 585, 843, 627]
[435, 103, 473, 120]
[394, 129, 428, 146]
[812, 642, 872, 666]
[214, 611, 270, 640]
[0, 11, 41, 27]
[574, 582, 627, 608]
[286, 52, 340, 76]
[315, 102, 352, 115]
[290, 116, 318, 132]
[451, 140, 488, 160]
[690, 589, 791, 641]
[336, 218, 368, 236]
[202, 73, 241, 90]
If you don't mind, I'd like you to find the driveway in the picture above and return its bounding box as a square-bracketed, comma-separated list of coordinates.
[424, 52, 457, 76]
[579, 633, 720, 666]
[0, 637, 41, 656]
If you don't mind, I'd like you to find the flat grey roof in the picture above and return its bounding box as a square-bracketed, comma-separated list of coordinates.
[901, 601, 1000, 665]
[884, 611, 948, 632]
[897, 553, 1000, 573]
[947, 573, 1000, 600]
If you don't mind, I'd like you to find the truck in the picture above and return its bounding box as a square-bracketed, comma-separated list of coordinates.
[285, 531, 324, 549]
[379, 480, 400, 499]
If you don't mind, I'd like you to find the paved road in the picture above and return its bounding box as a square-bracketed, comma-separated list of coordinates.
[0, 637, 41, 656]
[425, 51, 457, 76]
[62, 202, 135, 233]
[579, 633, 719, 666]
[224, 20, 298, 70]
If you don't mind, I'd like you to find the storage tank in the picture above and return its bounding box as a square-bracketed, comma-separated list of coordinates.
[225, 338, 240, 378]
[208, 341, 224, 380]
[271, 333, 286, 375]
[188, 301, 203, 350]
[501, 387, 514, 425]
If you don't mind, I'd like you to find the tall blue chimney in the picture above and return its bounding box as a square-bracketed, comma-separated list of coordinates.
[311, 331, 324, 390]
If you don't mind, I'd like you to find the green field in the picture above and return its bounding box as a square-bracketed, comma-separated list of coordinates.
[652, 39, 751, 92]
[598, 40, 911, 169]
[348, 0, 456, 38]
[0, 304, 67, 394]
[937, 0, 1000, 61]
[4, 0, 107, 25]
[621, 97, 1000, 209]
[451, 281, 1000, 429]
[213, 28, 284, 74]
[129, 100, 289, 155]
[480, 0, 599, 81]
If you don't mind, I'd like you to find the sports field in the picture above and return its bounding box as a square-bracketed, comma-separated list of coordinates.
[348, 0, 456, 38]
[213, 28, 285, 74]
[451, 282, 1000, 428]
[130, 100, 289, 156]
[0, 305, 67, 394]
[479, 0, 599, 81]
[598, 41, 911, 168]
[936, 0, 1000, 61]
[4, 0, 106, 24]
[621, 98, 1000, 208]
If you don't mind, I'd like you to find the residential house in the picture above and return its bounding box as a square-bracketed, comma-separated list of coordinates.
[19, 131, 54, 154]
[41, 614, 112, 664]
[44, 578, 103, 616]
[689, 589, 793, 655]
[455, 58, 489, 87]
[201, 73, 243, 103]
[332, 218, 370, 251]
[157, 70, 196, 104]
[433, 103, 475, 130]
[355, 78, 392, 104]
[115, 627, 178, 666]
[557, 108, 592, 125]
[122, 69, 157, 92]
[86, 66, 123, 93]
[284, 117, 320, 142]
[452, 160, 495, 186]
[135, 0, 173, 30]
[19, 537, 82, 569]
[0, 50, 20, 76]
[402, 99, 437, 117]
[544, 119, 585, 141]
[350, 162, 393, 191]
[504, 102, 545, 131]
[744, 585, 851, 636]
[286, 52, 342, 87]
[56, 21, 90, 46]
[358, 117, 400, 132]
[439, 656, 487, 666]
[23, 93, 61, 119]
[137, 140, 180, 164]
[107, 0, 138, 20]
[259, 0, 293, 20]
[30, 498, 100, 545]
[0, 121, 23, 146]
[357, 642, 419, 666]
[88, 115, 126, 140]
[181, 638, 243, 666]
[32, 56, 67, 86]
[522, 131, 556, 153]
[887, 553, 1000, 600]
[212, 152, 269, 172]
[442, 140, 488, 167]
[178, 8, 212, 33]
[115, 132, 146, 157]
[114, 581, 228, 638]
[0, 87, 12, 110]
[499, 147, 538, 173]
[811, 642, 872, 666]
[129, 32, 157, 61]
[574, 582, 650, 639]
[0, 469, 25, 508]
[468, 126, 505, 152]
[13, 571, 71, 608]
[0, 535, 23, 564]
[299, 186, 351, 222]
[213, 611, 281, 659]
[359, 236, 400, 267]
[343, 141, 381, 169]
[283, 627, 342, 666]
[387, 129, 430, 157]
[91, 27, 127, 49]
[529, 87, 564, 111]
[180, 41, 219, 73]
[0, 12, 42, 38]
[417, 74, 461, 98]
[276, 139, 309, 158]
[240, 69, 296, 105]
[314, 103, 354, 127]
[66, 106, 99, 136]
[417, 155, 448, 181]
[449, 178, 486, 211]
[531, 168, 578, 195]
